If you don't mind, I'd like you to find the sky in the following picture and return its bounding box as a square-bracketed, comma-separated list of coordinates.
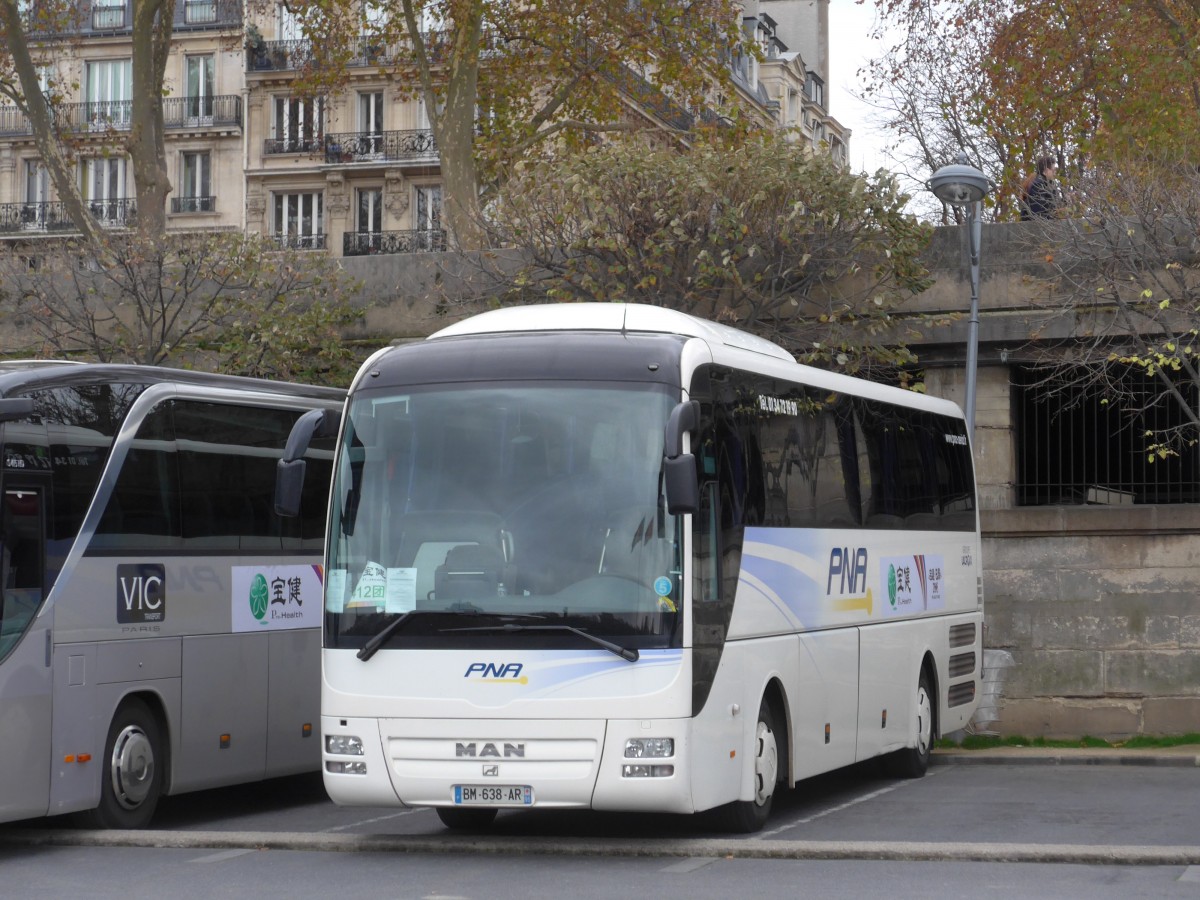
[827, 1, 891, 175]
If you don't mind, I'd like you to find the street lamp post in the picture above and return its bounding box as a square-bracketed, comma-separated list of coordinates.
[927, 153, 992, 439]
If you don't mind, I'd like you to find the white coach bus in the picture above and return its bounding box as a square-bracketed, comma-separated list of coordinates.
[0, 362, 343, 828]
[277, 303, 982, 832]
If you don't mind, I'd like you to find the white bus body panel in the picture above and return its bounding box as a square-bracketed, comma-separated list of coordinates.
[322, 648, 708, 813]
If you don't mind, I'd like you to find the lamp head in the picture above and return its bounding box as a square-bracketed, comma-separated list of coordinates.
[928, 152, 991, 206]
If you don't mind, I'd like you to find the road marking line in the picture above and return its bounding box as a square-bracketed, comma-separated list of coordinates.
[325, 808, 429, 832]
[661, 857, 719, 873]
[190, 848, 257, 863]
[760, 767, 945, 838]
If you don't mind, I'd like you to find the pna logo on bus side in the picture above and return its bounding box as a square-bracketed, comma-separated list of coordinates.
[117, 563, 166, 624]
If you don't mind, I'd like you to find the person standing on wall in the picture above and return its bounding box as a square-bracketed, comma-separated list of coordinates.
[1020, 155, 1061, 220]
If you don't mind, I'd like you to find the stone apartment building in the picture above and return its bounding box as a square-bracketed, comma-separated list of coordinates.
[0, 0, 849, 253]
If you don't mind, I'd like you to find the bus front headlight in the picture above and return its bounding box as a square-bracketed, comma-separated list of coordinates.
[325, 734, 364, 756]
[624, 738, 674, 758]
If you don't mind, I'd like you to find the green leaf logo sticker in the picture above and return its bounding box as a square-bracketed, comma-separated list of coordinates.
[249, 573, 269, 621]
[887, 564, 898, 608]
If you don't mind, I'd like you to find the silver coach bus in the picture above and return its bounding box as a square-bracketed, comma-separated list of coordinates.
[0, 362, 342, 827]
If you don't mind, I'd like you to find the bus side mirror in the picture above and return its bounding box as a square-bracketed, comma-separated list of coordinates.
[663, 400, 699, 516]
[275, 407, 341, 518]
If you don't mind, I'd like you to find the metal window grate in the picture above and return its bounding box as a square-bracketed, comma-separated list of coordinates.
[1015, 366, 1200, 506]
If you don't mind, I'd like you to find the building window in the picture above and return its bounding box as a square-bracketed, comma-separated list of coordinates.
[805, 72, 824, 109]
[92, 0, 126, 30]
[183, 0, 216, 24]
[185, 55, 215, 122]
[86, 58, 132, 129]
[80, 156, 130, 225]
[414, 184, 442, 249]
[358, 91, 383, 154]
[277, 1, 301, 40]
[272, 191, 324, 249]
[269, 96, 322, 153]
[175, 152, 212, 213]
[22, 161, 49, 228]
[1015, 366, 1200, 505]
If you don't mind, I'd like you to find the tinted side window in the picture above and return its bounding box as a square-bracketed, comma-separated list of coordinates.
[175, 400, 300, 551]
[854, 400, 975, 529]
[93, 403, 179, 550]
[32, 383, 146, 544]
[88, 398, 334, 553]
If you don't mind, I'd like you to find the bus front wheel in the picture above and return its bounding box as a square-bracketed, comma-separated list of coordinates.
[436, 806, 498, 831]
[886, 668, 934, 779]
[83, 698, 164, 829]
[719, 698, 779, 833]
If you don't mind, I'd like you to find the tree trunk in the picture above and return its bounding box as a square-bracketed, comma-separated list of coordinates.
[129, 0, 176, 241]
[430, 2, 485, 250]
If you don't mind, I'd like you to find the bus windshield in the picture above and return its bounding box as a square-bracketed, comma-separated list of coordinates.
[325, 381, 683, 652]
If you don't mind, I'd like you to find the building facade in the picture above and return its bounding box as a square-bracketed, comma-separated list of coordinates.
[0, 0, 851, 254]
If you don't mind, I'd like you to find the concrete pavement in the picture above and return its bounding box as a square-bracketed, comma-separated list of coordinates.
[4, 746, 1199, 865]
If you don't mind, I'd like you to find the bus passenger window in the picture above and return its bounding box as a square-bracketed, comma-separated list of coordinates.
[0, 489, 43, 662]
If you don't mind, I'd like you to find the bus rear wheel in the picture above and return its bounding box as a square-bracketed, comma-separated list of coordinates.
[81, 698, 164, 829]
[436, 806, 498, 831]
[886, 668, 934, 779]
[719, 698, 779, 833]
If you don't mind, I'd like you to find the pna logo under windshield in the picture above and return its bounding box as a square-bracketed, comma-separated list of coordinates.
[465, 662, 526, 682]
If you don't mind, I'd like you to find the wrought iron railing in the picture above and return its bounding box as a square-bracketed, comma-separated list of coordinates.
[164, 95, 241, 128]
[171, 196, 215, 213]
[272, 233, 326, 251]
[91, 2, 126, 30]
[183, 0, 216, 25]
[0, 96, 241, 136]
[264, 135, 322, 155]
[0, 199, 136, 233]
[245, 29, 505, 72]
[323, 129, 436, 164]
[1015, 365, 1200, 505]
[247, 39, 314, 72]
[343, 229, 447, 256]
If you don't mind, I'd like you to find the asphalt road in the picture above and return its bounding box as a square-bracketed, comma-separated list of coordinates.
[6, 749, 1200, 864]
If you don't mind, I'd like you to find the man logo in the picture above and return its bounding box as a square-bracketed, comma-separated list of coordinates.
[456, 742, 526, 758]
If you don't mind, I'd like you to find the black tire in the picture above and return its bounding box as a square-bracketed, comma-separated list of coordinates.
[436, 806, 498, 831]
[886, 668, 934, 779]
[80, 698, 164, 829]
[718, 698, 780, 833]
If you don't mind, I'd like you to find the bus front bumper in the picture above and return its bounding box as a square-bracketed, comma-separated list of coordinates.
[322, 716, 694, 814]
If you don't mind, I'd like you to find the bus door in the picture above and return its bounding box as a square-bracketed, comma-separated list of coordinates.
[0, 485, 50, 822]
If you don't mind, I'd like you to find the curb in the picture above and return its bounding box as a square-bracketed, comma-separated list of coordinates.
[932, 749, 1200, 767]
[3, 827, 1200, 866]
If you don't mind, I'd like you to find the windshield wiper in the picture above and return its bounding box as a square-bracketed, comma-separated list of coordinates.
[357, 609, 544, 662]
[442, 623, 639, 662]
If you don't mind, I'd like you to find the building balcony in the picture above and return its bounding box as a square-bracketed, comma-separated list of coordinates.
[0, 199, 136, 233]
[245, 30, 504, 73]
[343, 229, 446, 256]
[272, 233, 326, 250]
[323, 130, 437, 165]
[26, 0, 239, 36]
[247, 40, 313, 72]
[171, 196, 216, 213]
[0, 96, 242, 137]
[263, 135, 322, 155]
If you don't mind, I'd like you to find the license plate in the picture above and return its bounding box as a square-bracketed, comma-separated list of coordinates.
[453, 785, 533, 806]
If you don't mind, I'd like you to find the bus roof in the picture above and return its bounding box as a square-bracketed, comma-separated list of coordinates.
[429, 303, 796, 363]
[0, 361, 345, 401]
